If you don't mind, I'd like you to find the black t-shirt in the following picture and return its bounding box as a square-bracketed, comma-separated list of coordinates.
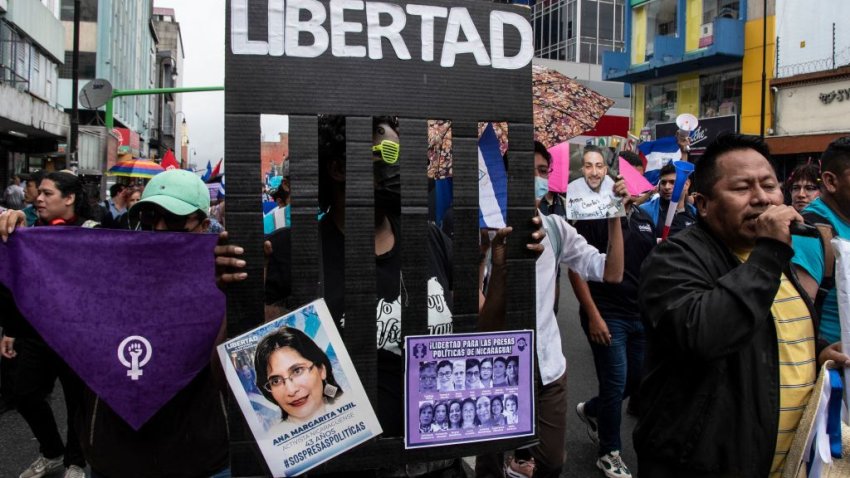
[265, 214, 454, 436]
[266, 215, 453, 339]
[573, 208, 657, 321]
[540, 193, 567, 218]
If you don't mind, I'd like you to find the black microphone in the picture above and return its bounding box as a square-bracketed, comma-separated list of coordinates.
[790, 222, 820, 238]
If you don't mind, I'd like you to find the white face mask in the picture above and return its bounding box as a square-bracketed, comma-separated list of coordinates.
[534, 176, 549, 200]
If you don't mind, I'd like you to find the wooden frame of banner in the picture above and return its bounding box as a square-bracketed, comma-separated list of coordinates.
[225, 0, 536, 474]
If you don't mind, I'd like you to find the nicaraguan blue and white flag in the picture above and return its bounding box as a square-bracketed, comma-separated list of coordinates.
[638, 135, 681, 186]
[478, 123, 507, 229]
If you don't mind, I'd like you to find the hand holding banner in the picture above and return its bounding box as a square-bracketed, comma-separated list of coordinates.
[660, 160, 695, 241]
[0, 227, 225, 430]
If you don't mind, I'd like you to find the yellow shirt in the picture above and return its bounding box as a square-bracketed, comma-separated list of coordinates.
[735, 251, 816, 476]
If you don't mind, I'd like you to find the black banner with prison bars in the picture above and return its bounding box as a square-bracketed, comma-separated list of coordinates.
[225, 0, 537, 474]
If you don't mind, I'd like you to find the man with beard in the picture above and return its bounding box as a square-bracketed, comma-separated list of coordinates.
[635, 134, 849, 477]
[566, 146, 624, 219]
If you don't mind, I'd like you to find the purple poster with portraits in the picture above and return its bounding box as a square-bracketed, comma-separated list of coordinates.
[404, 331, 535, 449]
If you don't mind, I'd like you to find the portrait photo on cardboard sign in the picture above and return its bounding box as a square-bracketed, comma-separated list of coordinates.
[404, 331, 534, 449]
[218, 299, 382, 477]
[565, 143, 624, 220]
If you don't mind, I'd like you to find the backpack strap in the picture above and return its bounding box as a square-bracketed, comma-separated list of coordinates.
[801, 211, 836, 312]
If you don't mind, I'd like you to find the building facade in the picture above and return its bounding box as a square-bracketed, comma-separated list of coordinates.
[533, 0, 627, 65]
[532, 0, 631, 141]
[602, 0, 748, 145]
[0, 0, 68, 184]
[58, 0, 155, 160]
[150, 7, 184, 164]
[765, 0, 850, 168]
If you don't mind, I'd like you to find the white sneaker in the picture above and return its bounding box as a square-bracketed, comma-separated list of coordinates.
[19, 455, 64, 478]
[63, 465, 86, 478]
[596, 450, 632, 478]
[576, 401, 599, 445]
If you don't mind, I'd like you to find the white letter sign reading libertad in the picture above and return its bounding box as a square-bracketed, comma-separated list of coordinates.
[230, 0, 533, 70]
[118, 335, 153, 381]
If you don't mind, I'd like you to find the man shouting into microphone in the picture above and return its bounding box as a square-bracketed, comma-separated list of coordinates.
[634, 134, 849, 478]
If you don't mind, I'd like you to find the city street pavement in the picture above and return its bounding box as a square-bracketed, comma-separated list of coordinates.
[558, 274, 639, 477]
[0, 273, 637, 478]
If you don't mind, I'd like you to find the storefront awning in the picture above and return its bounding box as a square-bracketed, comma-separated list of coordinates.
[766, 133, 850, 155]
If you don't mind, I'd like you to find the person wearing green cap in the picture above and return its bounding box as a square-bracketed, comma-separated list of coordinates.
[77, 168, 245, 477]
[127, 169, 213, 232]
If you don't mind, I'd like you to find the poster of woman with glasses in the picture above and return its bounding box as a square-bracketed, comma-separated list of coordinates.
[218, 299, 381, 477]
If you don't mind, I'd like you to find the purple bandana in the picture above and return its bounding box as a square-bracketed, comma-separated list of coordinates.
[0, 227, 225, 430]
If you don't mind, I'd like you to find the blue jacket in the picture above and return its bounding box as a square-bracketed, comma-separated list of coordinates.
[639, 196, 697, 237]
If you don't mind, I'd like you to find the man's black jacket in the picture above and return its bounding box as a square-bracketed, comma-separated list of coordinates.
[635, 222, 827, 477]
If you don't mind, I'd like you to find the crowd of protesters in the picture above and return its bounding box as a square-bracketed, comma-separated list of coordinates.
[1, 128, 849, 478]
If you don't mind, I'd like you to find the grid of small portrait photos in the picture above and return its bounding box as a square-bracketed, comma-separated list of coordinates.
[404, 331, 534, 449]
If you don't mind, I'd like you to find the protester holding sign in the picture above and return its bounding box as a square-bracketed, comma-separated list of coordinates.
[636, 134, 850, 477]
[569, 179, 658, 478]
[476, 152, 628, 478]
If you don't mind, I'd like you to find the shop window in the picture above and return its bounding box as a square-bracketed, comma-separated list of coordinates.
[699, 70, 741, 118]
[644, 81, 678, 128]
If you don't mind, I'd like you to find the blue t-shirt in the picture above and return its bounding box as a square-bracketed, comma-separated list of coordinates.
[791, 198, 850, 344]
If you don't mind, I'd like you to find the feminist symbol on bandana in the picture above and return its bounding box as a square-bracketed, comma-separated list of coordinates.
[117, 335, 152, 381]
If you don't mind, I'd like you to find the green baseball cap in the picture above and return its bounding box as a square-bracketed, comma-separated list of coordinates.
[130, 169, 210, 218]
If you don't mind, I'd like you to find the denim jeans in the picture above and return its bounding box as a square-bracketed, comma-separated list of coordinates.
[580, 312, 646, 456]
